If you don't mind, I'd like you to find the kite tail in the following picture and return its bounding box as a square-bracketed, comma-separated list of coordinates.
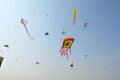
[25, 27, 34, 40]
[72, 19, 75, 26]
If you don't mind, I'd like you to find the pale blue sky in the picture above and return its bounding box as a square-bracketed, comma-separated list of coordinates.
[0, 0, 120, 80]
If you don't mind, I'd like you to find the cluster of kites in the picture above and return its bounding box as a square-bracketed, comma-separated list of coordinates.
[60, 9, 88, 67]
[0, 9, 89, 68]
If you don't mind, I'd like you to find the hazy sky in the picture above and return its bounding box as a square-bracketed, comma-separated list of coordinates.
[0, 0, 120, 80]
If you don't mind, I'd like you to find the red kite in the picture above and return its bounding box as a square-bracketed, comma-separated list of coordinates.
[60, 37, 74, 60]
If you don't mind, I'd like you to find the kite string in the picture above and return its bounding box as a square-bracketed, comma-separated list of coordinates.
[72, 20, 75, 26]
[24, 26, 34, 40]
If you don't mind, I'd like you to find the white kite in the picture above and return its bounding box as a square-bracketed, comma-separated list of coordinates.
[21, 18, 33, 40]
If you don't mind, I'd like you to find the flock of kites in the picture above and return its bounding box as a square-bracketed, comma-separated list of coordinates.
[60, 9, 88, 67]
[0, 9, 89, 68]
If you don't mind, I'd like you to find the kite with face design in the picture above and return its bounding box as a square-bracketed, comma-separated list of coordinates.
[45, 32, 49, 36]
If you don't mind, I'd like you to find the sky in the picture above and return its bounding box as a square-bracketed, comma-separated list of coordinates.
[0, 0, 120, 80]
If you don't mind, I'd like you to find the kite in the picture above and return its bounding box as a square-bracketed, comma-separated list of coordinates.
[0, 56, 4, 68]
[61, 29, 67, 39]
[20, 18, 33, 40]
[4, 44, 9, 51]
[60, 37, 74, 60]
[70, 61, 74, 67]
[61, 29, 67, 35]
[73, 9, 78, 26]
[35, 61, 40, 64]
[84, 22, 88, 27]
[4, 44, 9, 48]
[85, 54, 87, 59]
[45, 32, 49, 36]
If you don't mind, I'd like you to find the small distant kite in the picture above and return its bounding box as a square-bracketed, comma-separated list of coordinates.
[84, 22, 88, 27]
[85, 54, 87, 59]
[70, 61, 74, 67]
[35, 61, 40, 64]
[20, 18, 33, 40]
[73, 9, 78, 26]
[4, 44, 9, 51]
[60, 37, 74, 60]
[4, 44, 9, 48]
[45, 32, 49, 36]
[0, 56, 4, 68]
[61, 29, 67, 35]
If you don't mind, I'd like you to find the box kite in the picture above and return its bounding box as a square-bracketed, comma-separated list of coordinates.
[60, 37, 74, 60]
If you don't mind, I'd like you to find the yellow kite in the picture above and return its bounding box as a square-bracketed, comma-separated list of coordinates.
[73, 9, 78, 26]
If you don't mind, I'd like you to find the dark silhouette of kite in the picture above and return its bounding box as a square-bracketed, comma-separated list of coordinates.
[84, 22, 88, 27]
[70, 62, 74, 67]
[45, 32, 49, 36]
[85, 54, 87, 59]
[4, 44, 9, 51]
[4, 45, 9, 48]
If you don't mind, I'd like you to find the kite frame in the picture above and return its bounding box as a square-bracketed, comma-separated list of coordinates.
[61, 37, 74, 49]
